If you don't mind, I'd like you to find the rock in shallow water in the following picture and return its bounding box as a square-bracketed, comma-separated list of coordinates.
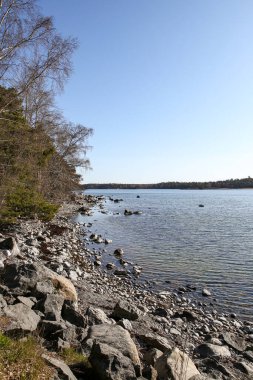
[202, 288, 211, 297]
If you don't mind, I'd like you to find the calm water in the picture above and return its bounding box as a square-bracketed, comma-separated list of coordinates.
[77, 189, 253, 320]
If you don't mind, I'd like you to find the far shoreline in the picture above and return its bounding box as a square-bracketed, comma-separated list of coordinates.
[81, 177, 253, 191]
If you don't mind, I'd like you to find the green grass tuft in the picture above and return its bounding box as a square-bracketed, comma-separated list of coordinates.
[0, 333, 54, 380]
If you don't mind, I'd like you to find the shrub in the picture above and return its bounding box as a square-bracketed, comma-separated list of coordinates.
[5, 185, 59, 222]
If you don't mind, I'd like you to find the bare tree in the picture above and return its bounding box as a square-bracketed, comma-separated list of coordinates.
[0, 0, 77, 114]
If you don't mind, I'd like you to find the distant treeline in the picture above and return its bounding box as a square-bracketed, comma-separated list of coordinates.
[83, 177, 253, 190]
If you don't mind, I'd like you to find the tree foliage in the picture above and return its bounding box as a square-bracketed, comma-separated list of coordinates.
[0, 1, 92, 224]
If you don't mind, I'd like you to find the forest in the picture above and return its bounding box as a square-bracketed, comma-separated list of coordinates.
[0, 0, 92, 224]
[84, 177, 253, 190]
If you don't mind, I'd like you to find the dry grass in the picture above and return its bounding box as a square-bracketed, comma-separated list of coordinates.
[0, 333, 54, 380]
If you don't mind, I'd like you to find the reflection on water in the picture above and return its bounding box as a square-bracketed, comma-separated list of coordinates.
[77, 189, 253, 320]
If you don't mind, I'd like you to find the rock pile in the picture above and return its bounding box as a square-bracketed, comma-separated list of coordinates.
[0, 195, 252, 379]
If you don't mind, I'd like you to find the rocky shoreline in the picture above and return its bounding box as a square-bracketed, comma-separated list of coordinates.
[0, 194, 253, 379]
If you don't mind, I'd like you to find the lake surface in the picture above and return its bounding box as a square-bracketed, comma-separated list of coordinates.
[77, 189, 253, 320]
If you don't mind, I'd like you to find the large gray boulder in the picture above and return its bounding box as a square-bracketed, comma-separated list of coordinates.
[89, 342, 137, 380]
[84, 324, 140, 366]
[155, 347, 200, 380]
[111, 300, 142, 321]
[1, 262, 77, 302]
[0, 303, 40, 336]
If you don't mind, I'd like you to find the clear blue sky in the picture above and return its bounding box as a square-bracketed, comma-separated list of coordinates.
[39, 0, 253, 184]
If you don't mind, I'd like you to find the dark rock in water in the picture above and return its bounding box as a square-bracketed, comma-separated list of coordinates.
[137, 195, 140, 198]
[186, 284, 197, 291]
[199, 204, 204, 207]
[112, 300, 142, 321]
[106, 263, 115, 270]
[89, 341, 137, 380]
[114, 199, 123, 203]
[119, 258, 126, 266]
[124, 209, 142, 215]
[114, 248, 124, 256]
[114, 269, 128, 276]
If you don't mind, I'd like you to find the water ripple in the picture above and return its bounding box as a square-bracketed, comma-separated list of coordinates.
[79, 189, 253, 320]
